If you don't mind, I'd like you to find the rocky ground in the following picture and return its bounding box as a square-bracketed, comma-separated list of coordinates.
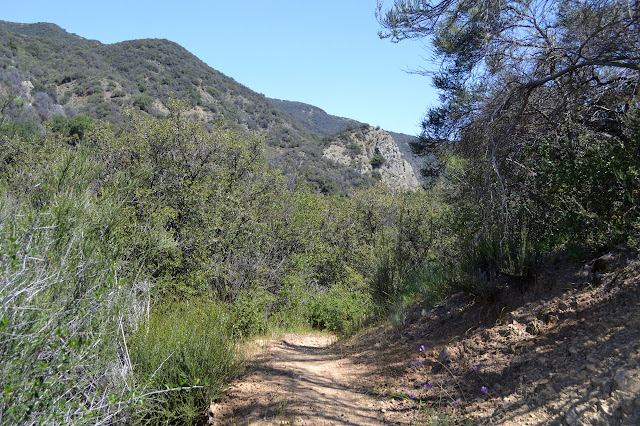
[208, 246, 640, 425]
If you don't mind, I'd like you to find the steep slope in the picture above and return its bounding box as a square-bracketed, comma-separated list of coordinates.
[211, 247, 640, 425]
[323, 124, 421, 189]
[0, 20, 425, 192]
[0, 22, 314, 143]
[267, 99, 427, 189]
[267, 98, 358, 137]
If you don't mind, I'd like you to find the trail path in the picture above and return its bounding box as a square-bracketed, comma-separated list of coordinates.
[209, 247, 640, 425]
[207, 333, 403, 425]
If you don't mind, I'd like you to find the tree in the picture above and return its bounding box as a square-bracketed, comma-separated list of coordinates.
[49, 114, 95, 142]
[378, 0, 640, 247]
[378, 0, 639, 158]
[378, 0, 639, 135]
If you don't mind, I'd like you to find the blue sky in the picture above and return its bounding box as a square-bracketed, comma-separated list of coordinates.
[2, 0, 438, 135]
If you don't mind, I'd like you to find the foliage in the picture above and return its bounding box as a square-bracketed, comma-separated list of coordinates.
[131, 94, 154, 113]
[231, 286, 277, 338]
[129, 300, 237, 425]
[0, 140, 148, 424]
[267, 98, 357, 137]
[525, 116, 640, 249]
[0, 22, 421, 196]
[309, 280, 372, 335]
[378, 0, 640, 281]
[0, 118, 40, 140]
[49, 114, 94, 142]
[370, 153, 386, 168]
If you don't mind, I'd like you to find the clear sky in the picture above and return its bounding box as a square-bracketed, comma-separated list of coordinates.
[2, 0, 438, 135]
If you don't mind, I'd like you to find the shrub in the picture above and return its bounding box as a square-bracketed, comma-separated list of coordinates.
[49, 114, 95, 142]
[231, 285, 276, 338]
[132, 94, 154, 113]
[0, 150, 149, 424]
[370, 153, 386, 168]
[309, 270, 372, 335]
[128, 300, 238, 425]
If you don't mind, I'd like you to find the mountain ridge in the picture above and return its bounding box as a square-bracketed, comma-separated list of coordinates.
[0, 20, 426, 192]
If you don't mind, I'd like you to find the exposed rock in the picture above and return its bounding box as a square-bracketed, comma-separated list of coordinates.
[612, 367, 640, 395]
[438, 346, 451, 364]
[323, 126, 421, 190]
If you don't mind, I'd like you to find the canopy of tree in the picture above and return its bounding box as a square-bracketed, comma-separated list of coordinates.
[378, 0, 640, 251]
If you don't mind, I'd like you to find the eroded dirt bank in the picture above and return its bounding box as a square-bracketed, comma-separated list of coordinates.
[209, 247, 640, 425]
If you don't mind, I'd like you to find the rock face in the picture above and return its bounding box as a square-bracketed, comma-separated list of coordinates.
[323, 125, 421, 190]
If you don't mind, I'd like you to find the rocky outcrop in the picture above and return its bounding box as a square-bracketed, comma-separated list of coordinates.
[323, 125, 421, 190]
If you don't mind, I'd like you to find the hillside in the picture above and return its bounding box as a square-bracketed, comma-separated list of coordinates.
[0, 20, 425, 193]
[322, 124, 421, 189]
[267, 98, 358, 137]
[0, 21, 86, 41]
[209, 246, 640, 425]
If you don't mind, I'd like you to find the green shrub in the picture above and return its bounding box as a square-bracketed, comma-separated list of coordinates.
[270, 272, 316, 331]
[370, 153, 386, 168]
[132, 94, 154, 113]
[231, 285, 276, 338]
[129, 300, 238, 425]
[0, 153, 147, 424]
[309, 270, 372, 335]
[49, 114, 95, 142]
[0, 119, 40, 140]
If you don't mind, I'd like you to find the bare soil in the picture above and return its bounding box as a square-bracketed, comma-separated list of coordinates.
[208, 246, 640, 425]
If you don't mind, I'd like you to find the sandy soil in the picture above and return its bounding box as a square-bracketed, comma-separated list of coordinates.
[209, 246, 640, 425]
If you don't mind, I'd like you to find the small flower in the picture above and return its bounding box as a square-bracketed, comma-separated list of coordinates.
[419, 345, 426, 352]
[424, 382, 432, 389]
[418, 360, 424, 365]
[409, 393, 415, 399]
[473, 365, 478, 371]
[452, 401, 459, 406]
[481, 386, 488, 393]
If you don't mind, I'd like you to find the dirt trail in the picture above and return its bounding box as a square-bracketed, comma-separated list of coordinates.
[208, 333, 400, 425]
[209, 246, 640, 425]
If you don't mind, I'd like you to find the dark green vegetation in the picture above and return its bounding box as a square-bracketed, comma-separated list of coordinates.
[2, 1, 639, 422]
[0, 20, 421, 196]
[0, 97, 447, 424]
[378, 0, 640, 269]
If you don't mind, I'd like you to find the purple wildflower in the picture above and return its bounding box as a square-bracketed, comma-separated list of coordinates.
[481, 386, 488, 393]
[418, 360, 424, 365]
[473, 365, 478, 370]
[420, 345, 426, 352]
[452, 401, 459, 406]
[424, 382, 432, 389]
[409, 393, 415, 399]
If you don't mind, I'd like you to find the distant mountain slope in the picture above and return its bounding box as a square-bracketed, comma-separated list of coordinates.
[0, 20, 85, 41]
[267, 98, 358, 137]
[0, 21, 427, 192]
[265, 98, 431, 183]
[0, 22, 315, 145]
[321, 124, 421, 189]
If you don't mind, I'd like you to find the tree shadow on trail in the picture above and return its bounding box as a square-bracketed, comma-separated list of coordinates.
[211, 334, 400, 425]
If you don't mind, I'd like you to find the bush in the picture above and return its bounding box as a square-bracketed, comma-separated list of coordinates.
[132, 94, 154, 113]
[0, 149, 149, 424]
[49, 114, 95, 142]
[309, 270, 372, 335]
[0, 119, 40, 140]
[129, 300, 238, 425]
[231, 286, 276, 338]
[370, 153, 386, 168]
